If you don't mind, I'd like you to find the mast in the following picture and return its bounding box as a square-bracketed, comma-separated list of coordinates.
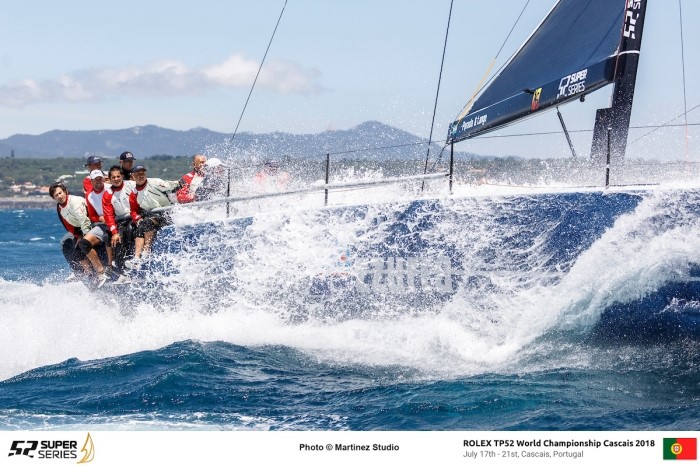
[590, 0, 648, 164]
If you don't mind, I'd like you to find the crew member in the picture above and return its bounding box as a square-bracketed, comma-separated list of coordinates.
[103, 166, 137, 279]
[253, 160, 290, 192]
[49, 182, 109, 287]
[83, 155, 104, 195]
[176, 154, 207, 203]
[119, 151, 136, 180]
[126, 165, 180, 268]
[196, 157, 228, 201]
[85, 170, 114, 271]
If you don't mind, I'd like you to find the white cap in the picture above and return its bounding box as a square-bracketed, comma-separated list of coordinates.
[206, 157, 224, 167]
[89, 170, 105, 179]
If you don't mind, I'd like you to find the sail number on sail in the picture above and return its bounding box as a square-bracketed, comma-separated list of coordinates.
[623, 1, 642, 39]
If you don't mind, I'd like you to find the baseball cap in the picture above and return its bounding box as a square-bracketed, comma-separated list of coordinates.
[120, 151, 135, 162]
[132, 165, 147, 173]
[206, 157, 224, 168]
[89, 170, 105, 180]
[84, 155, 102, 166]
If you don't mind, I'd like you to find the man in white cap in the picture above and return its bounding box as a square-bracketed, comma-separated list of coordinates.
[196, 157, 228, 201]
[86, 169, 114, 274]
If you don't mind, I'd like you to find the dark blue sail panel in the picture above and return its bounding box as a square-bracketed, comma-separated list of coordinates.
[448, 0, 626, 143]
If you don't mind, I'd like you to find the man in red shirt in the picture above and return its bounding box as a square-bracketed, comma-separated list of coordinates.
[83, 155, 103, 195]
[103, 166, 137, 278]
[176, 154, 207, 203]
[86, 170, 114, 272]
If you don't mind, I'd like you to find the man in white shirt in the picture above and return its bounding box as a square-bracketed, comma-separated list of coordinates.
[103, 166, 137, 275]
[126, 165, 180, 268]
[49, 182, 110, 288]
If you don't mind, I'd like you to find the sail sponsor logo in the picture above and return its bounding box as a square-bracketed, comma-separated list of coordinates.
[309, 256, 455, 296]
[623, 1, 642, 39]
[531, 87, 542, 111]
[353, 256, 454, 294]
[460, 113, 488, 132]
[557, 69, 587, 99]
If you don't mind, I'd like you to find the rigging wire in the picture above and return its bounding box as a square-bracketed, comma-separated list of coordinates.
[628, 102, 700, 146]
[225, 0, 287, 217]
[421, 0, 454, 187]
[424, 1, 530, 180]
[423, 0, 530, 181]
[229, 0, 288, 146]
[427, 145, 447, 173]
[678, 0, 690, 157]
[216, 120, 700, 164]
[629, 1, 693, 153]
[453, 0, 530, 123]
[478, 121, 700, 141]
[215, 0, 696, 172]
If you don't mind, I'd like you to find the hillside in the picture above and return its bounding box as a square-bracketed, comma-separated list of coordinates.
[0, 121, 475, 161]
[0, 121, 495, 200]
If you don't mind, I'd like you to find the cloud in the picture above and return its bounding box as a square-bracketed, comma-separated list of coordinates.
[204, 55, 322, 94]
[0, 54, 323, 107]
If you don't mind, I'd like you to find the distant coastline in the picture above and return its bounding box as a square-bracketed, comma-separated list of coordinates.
[0, 196, 54, 210]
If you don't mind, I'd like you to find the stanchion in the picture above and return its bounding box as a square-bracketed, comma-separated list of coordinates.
[449, 142, 454, 195]
[324, 153, 330, 206]
[605, 127, 611, 188]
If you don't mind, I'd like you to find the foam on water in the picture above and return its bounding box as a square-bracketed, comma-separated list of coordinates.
[2, 183, 700, 382]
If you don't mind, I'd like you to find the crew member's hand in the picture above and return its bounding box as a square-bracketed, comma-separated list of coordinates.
[111, 233, 121, 247]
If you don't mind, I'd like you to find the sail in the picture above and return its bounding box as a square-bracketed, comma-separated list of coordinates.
[448, 0, 626, 143]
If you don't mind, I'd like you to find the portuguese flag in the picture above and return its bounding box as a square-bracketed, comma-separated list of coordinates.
[664, 438, 697, 460]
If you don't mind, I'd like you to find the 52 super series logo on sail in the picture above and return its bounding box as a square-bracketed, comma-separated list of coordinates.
[557, 68, 588, 99]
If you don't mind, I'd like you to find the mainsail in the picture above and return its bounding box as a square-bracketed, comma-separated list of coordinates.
[448, 0, 631, 148]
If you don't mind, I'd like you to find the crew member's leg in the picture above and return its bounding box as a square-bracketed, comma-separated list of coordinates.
[80, 227, 109, 287]
[126, 214, 170, 269]
[113, 221, 132, 273]
[61, 233, 83, 279]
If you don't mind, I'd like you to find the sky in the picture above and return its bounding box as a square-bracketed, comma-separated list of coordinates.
[0, 0, 698, 160]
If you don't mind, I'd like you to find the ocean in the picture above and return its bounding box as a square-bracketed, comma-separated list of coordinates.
[0, 189, 699, 431]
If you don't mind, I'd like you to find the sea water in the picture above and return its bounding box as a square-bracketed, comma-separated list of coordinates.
[0, 197, 698, 431]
